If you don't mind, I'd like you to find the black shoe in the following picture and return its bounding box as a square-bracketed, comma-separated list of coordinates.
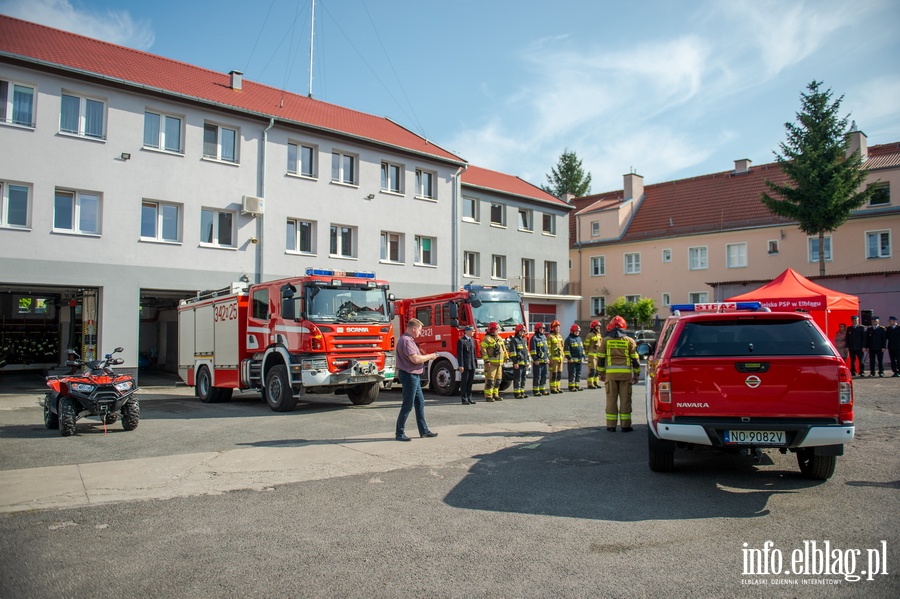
[606, 427, 617, 432]
[461, 399, 468, 404]
[892, 373, 900, 377]
[879, 373, 884, 377]
[621, 427, 634, 433]
[396, 435, 411, 442]
[420, 431, 438, 438]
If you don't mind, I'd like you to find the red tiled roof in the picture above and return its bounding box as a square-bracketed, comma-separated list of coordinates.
[0, 15, 464, 164]
[462, 165, 571, 208]
[865, 142, 900, 170]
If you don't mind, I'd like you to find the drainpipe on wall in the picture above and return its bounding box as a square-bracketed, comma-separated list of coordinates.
[451, 164, 467, 291]
[256, 117, 276, 284]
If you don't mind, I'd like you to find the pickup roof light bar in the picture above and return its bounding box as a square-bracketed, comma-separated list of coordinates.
[305, 267, 376, 279]
[670, 301, 764, 314]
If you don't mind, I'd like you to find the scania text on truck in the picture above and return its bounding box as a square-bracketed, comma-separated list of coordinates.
[393, 285, 527, 395]
[178, 268, 395, 411]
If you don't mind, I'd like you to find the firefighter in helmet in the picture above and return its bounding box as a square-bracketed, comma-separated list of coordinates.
[564, 324, 585, 391]
[597, 315, 640, 432]
[507, 324, 530, 398]
[530, 322, 550, 396]
[584, 320, 603, 389]
[546, 320, 565, 393]
[481, 321, 508, 401]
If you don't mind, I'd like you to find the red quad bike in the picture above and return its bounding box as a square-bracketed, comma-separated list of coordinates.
[43, 347, 140, 436]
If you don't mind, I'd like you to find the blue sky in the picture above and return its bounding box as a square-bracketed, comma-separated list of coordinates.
[2, 0, 898, 193]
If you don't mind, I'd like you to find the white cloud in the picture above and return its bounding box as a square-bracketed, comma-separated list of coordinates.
[0, 0, 154, 50]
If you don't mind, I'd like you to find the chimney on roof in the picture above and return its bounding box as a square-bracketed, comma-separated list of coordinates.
[846, 124, 868, 160]
[623, 172, 643, 200]
[734, 158, 752, 174]
[230, 70, 243, 91]
[562, 192, 576, 204]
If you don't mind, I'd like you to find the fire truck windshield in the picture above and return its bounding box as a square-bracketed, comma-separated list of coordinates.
[472, 301, 525, 330]
[305, 287, 390, 324]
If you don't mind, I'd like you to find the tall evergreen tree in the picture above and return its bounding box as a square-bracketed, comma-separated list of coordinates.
[542, 149, 592, 198]
[761, 81, 874, 276]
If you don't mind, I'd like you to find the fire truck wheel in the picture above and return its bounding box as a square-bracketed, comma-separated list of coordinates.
[43, 394, 59, 429]
[197, 366, 225, 403]
[429, 359, 459, 396]
[59, 397, 77, 437]
[121, 398, 140, 431]
[348, 382, 379, 405]
[265, 365, 298, 412]
[796, 449, 836, 480]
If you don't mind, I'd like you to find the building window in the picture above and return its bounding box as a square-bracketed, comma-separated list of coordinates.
[0, 80, 35, 127]
[288, 142, 317, 178]
[590, 255, 605, 277]
[330, 224, 356, 257]
[140, 201, 180, 242]
[625, 295, 640, 303]
[662, 293, 671, 306]
[381, 161, 403, 194]
[60, 92, 104, 138]
[542, 213, 556, 235]
[544, 261, 558, 294]
[662, 248, 672, 263]
[868, 182, 890, 206]
[1, 181, 30, 228]
[200, 208, 235, 247]
[492, 254, 507, 279]
[591, 221, 600, 237]
[331, 152, 357, 185]
[808, 236, 832, 262]
[380, 231, 403, 262]
[203, 122, 238, 162]
[689, 246, 708, 270]
[490, 203, 505, 226]
[591, 296, 606, 316]
[522, 258, 535, 293]
[54, 189, 100, 234]
[415, 235, 436, 265]
[624, 252, 640, 274]
[415, 169, 435, 199]
[463, 251, 479, 277]
[518, 208, 533, 231]
[143, 110, 183, 153]
[462, 197, 479, 222]
[768, 240, 780, 254]
[866, 230, 891, 258]
[689, 291, 709, 303]
[286, 219, 314, 254]
[726, 243, 747, 268]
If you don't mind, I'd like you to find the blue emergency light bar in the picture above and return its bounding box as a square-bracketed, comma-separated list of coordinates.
[305, 268, 376, 279]
[463, 284, 511, 291]
[670, 301, 763, 313]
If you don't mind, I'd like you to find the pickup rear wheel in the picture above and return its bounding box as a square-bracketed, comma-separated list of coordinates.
[429, 359, 459, 396]
[348, 382, 379, 405]
[647, 428, 675, 472]
[796, 449, 836, 480]
[265, 365, 298, 412]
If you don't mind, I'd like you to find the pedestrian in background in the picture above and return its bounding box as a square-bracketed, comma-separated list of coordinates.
[886, 316, 900, 377]
[456, 325, 477, 404]
[867, 316, 887, 377]
[845, 315, 867, 377]
[395, 318, 439, 441]
[507, 324, 530, 398]
[530, 322, 549, 396]
[833, 323, 848, 360]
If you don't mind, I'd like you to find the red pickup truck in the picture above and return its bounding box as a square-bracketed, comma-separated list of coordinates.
[642, 302, 854, 480]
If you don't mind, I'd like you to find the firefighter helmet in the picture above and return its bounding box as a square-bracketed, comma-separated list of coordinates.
[590, 320, 600, 330]
[607, 315, 627, 331]
[570, 324, 580, 333]
[550, 320, 561, 329]
[515, 324, 526, 333]
[488, 321, 499, 332]
[534, 322, 544, 331]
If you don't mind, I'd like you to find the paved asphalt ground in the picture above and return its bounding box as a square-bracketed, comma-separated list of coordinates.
[0, 370, 898, 598]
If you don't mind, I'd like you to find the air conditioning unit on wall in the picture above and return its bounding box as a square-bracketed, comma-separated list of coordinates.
[241, 195, 264, 215]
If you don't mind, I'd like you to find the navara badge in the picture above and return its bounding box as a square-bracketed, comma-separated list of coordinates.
[745, 375, 761, 388]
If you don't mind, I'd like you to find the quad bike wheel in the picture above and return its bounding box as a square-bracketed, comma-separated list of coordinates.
[43, 394, 59, 429]
[121, 398, 140, 431]
[59, 397, 77, 437]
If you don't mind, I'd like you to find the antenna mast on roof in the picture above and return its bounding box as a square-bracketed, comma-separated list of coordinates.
[308, 0, 316, 98]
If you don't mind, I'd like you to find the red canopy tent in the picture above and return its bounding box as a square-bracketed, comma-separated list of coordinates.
[726, 268, 859, 341]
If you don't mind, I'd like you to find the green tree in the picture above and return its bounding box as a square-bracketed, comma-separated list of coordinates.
[542, 148, 592, 198]
[761, 81, 874, 276]
[605, 297, 656, 329]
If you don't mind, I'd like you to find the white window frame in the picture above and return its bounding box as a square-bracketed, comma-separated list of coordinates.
[380, 231, 403, 263]
[661, 293, 671, 307]
[808, 236, 832, 262]
[492, 254, 507, 280]
[330, 224, 356, 258]
[490, 203, 506, 227]
[866, 230, 891, 259]
[590, 255, 606, 277]
[462, 196, 479, 223]
[415, 168, 435, 200]
[288, 142, 317, 178]
[768, 240, 780, 254]
[542, 212, 556, 236]
[591, 221, 600, 237]
[518, 208, 533, 232]
[688, 246, 708, 270]
[1, 79, 36, 127]
[414, 235, 436, 266]
[59, 91, 105, 139]
[625, 295, 640, 303]
[463, 251, 480, 277]
[286, 218, 315, 254]
[590, 296, 606, 316]
[689, 291, 709, 303]
[0, 180, 31, 229]
[662, 248, 672, 263]
[200, 207, 236, 248]
[726, 242, 748, 268]
[381, 161, 404, 194]
[203, 122, 239, 163]
[143, 109, 183, 154]
[53, 188, 100, 235]
[331, 151, 358, 186]
[868, 182, 890, 206]
[140, 200, 181, 243]
[624, 252, 641, 274]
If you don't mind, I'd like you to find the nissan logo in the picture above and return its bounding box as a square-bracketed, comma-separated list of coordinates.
[745, 375, 761, 388]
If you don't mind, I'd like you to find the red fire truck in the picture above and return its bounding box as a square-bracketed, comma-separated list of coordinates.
[178, 268, 395, 411]
[393, 285, 527, 395]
